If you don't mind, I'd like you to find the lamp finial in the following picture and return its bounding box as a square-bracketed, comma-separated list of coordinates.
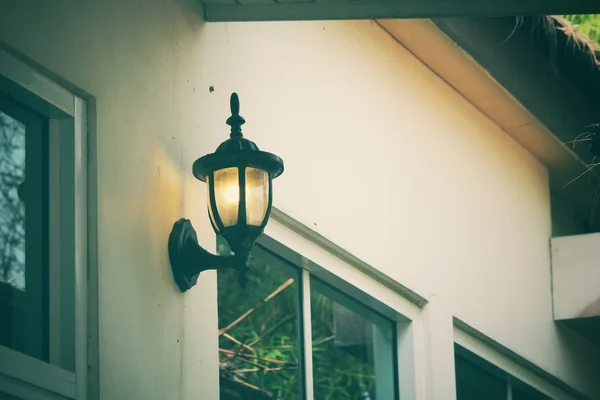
[226, 92, 245, 138]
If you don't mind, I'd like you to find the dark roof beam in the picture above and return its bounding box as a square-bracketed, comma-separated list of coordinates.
[202, 0, 600, 22]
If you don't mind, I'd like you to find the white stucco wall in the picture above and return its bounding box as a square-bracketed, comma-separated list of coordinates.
[0, 0, 599, 398]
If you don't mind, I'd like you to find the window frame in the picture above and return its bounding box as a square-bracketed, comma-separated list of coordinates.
[0, 46, 89, 400]
[250, 211, 424, 400]
[260, 209, 588, 400]
[254, 238, 401, 399]
[454, 322, 583, 400]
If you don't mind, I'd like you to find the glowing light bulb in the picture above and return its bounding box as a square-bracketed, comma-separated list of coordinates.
[224, 185, 239, 203]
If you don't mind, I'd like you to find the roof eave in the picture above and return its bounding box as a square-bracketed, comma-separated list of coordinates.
[378, 17, 600, 231]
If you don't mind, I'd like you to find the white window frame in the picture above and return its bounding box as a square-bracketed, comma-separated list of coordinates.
[262, 208, 587, 400]
[0, 46, 88, 400]
[261, 208, 428, 400]
[454, 321, 581, 400]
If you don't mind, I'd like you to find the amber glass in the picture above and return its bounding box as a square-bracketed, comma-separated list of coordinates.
[245, 167, 269, 226]
[210, 167, 240, 228]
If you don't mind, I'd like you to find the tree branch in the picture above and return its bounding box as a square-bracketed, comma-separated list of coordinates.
[219, 278, 294, 336]
[222, 332, 257, 356]
[248, 313, 295, 347]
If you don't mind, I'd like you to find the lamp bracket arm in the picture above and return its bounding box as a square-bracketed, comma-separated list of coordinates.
[168, 218, 240, 292]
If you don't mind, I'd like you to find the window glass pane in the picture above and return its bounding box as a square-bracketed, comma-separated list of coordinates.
[455, 355, 506, 400]
[0, 108, 48, 365]
[0, 98, 74, 372]
[0, 111, 25, 290]
[0, 391, 22, 399]
[455, 346, 555, 400]
[311, 277, 397, 400]
[513, 382, 552, 400]
[217, 238, 303, 400]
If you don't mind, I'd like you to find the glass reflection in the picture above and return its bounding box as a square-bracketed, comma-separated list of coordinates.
[311, 277, 396, 400]
[0, 111, 25, 291]
[455, 355, 506, 400]
[0, 107, 51, 367]
[513, 383, 552, 400]
[217, 239, 303, 400]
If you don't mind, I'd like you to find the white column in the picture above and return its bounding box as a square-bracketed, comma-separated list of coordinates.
[422, 295, 456, 400]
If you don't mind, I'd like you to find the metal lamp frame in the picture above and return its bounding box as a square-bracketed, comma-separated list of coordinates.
[168, 93, 284, 292]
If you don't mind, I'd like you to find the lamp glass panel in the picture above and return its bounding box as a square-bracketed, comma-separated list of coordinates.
[206, 175, 219, 232]
[245, 167, 269, 226]
[212, 167, 239, 227]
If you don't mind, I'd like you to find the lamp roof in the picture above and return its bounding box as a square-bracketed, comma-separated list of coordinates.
[192, 93, 284, 181]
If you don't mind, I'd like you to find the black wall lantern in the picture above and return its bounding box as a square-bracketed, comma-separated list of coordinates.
[168, 93, 284, 292]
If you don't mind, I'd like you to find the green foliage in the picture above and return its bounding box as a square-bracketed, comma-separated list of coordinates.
[563, 14, 600, 48]
[310, 290, 376, 400]
[217, 240, 301, 399]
